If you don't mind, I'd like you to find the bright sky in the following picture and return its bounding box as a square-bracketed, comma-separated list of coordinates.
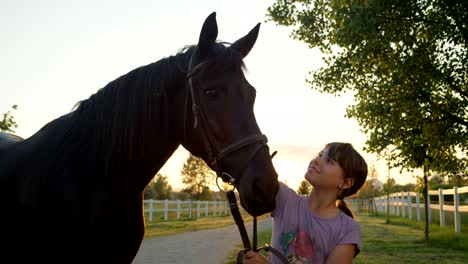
[1, 0, 416, 191]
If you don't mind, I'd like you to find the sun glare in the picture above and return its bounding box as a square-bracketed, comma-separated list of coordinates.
[272, 158, 306, 190]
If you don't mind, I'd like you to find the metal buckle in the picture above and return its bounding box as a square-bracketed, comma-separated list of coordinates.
[215, 173, 236, 192]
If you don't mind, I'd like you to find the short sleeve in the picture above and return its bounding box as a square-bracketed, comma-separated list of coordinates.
[337, 219, 361, 256]
[271, 182, 298, 218]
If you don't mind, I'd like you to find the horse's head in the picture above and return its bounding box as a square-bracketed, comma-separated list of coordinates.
[179, 12, 279, 216]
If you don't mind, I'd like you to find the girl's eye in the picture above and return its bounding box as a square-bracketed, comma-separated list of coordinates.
[204, 89, 217, 97]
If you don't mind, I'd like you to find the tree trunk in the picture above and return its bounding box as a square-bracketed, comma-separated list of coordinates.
[423, 165, 430, 242]
[370, 182, 378, 215]
[386, 167, 391, 223]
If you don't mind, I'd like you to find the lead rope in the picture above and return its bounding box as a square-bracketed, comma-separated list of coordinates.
[226, 151, 288, 264]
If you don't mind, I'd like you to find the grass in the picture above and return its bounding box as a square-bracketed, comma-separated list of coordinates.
[224, 227, 272, 264]
[355, 214, 468, 264]
[225, 214, 468, 264]
[143, 212, 269, 238]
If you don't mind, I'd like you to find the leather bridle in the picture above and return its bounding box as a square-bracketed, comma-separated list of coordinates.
[183, 51, 288, 264]
[184, 52, 268, 186]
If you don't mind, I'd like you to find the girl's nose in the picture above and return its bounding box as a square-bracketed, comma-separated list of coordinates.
[310, 158, 318, 166]
[314, 157, 323, 165]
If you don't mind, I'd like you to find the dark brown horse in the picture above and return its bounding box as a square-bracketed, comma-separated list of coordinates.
[0, 13, 279, 263]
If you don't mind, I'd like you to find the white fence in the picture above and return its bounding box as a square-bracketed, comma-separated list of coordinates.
[143, 199, 229, 222]
[372, 186, 468, 233]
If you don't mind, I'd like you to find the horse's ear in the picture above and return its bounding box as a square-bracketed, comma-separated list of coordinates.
[198, 12, 218, 58]
[231, 23, 260, 59]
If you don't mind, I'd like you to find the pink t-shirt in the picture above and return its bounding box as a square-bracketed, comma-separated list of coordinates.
[269, 183, 361, 263]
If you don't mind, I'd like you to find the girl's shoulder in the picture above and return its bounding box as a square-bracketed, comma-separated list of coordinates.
[278, 182, 300, 200]
[338, 212, 360, 231]
[271, 182, 301, 217]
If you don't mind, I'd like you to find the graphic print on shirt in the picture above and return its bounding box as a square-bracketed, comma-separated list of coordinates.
[279, 230, 315, 263]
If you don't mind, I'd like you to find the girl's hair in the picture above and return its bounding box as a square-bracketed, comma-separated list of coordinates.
[326, 142, 368, 218]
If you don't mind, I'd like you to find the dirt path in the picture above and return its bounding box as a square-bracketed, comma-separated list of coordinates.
[132, 218, 272, 264]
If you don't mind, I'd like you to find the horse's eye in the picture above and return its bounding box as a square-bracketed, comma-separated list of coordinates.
[204, 89, 218, 97]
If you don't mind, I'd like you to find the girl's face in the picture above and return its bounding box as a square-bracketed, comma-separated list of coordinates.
[304, 148, 346, 190]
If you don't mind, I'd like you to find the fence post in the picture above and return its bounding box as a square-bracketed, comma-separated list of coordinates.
[148, 199, 153, 222]
[396, 195, 400, 216]
[388, 197, 392, 214]
[439, 188, 445, 227]
[416, 194, 421, 222]
[225, 201, 228, 215]
[427, 191, 432, 224]
[407, 192, 412, 220]
[213, 201, 216, 216]
[164, 199, 168, 221]
[197, 200, 201, 218]
[400, 192, 406, 218]
[205, 201, 209, 216]
[388, 197, 391, 214]
[454, 187, 461, 233]
[189, 200, 192, 219]
[177, 200, 181, 220]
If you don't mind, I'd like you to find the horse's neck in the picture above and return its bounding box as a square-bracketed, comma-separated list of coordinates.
[76, 59, 187, 192]
[27, 58, 187, 194]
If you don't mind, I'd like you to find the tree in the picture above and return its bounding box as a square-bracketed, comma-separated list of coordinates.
[356, 179, 383, 199]
[181, 154, 215, 200]
[446, 174, 467, 187]
[0, 105, 19, 133]
[143, 185, 154, 200]
[148, 174, 172, 200]
[296, 180, 311, 195]
[267, 0, 468, 241]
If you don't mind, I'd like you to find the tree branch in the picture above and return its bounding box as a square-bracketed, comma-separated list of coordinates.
[447, 3, 468, 47]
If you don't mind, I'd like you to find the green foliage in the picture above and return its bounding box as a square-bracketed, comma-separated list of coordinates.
[267, 0, 468, 177]
[173, 190, 191, 201]
[415, 173, 468, 196]
[357, 163, 384, 198]
[296, 180, 312, 195]
[382, 177, 415, 194]
[143, 185, 153, 199]
[0, 105, 18, 133]
[357, 179, 383, 199]
[144, 173, 173, 200]
[181, 154, 215, 200]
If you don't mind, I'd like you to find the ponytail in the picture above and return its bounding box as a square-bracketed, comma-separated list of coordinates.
[337, 199, 354, 218]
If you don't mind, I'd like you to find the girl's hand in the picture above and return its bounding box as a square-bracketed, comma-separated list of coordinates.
[243, 250, 271, 264]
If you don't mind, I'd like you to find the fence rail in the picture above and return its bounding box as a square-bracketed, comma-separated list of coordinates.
[361, 186, 468, 233]
[143, 199, 229, 222]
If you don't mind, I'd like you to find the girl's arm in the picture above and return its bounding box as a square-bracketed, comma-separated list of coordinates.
[325, 244, 355, 264]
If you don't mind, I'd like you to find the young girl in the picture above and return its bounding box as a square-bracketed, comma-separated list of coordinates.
[244, 142, 368, 264]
